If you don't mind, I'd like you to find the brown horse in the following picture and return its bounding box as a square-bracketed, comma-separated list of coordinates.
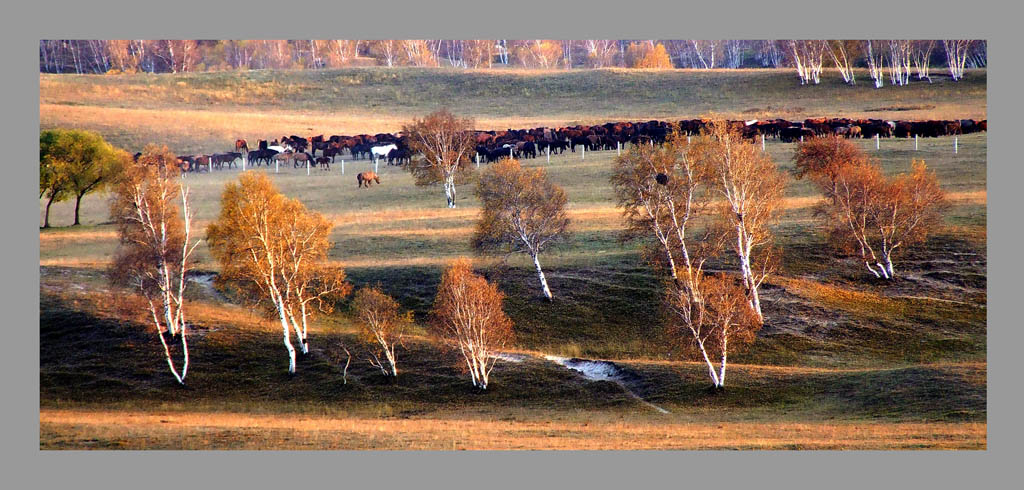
[235, 139, 248, 153]
[292, 152, 314, 169]
[315, 156, 331, 170]
[272, 151, 294, 167]
[357, 171, 380, 188]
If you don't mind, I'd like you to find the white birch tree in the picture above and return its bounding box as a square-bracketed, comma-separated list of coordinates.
[943, 40, 972, 81]
[109, 145, 201, 385]
[865, 40, 886, 88]
[826, 40, 858, 85]
[912, 40, 935, 82]
[473, 158, 570, 301]
[353, 286, 409, 378]
[695, 123, 786, 321]
[403, 110, 477, 208]
[430, 259, 515, 390]
[206, 173, 351, 373]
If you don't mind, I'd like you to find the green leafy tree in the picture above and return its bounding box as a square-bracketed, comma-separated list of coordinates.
[40, 129, 127, 226]
[39, 131, 70, 228]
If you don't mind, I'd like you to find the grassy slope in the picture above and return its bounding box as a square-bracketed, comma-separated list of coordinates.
[39, 68, 987, 449]
[40, 67, 987, 153]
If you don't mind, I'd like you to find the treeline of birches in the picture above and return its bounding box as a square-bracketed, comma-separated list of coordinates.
[40, 40, 986, 83]
[100, 111, 949, 391]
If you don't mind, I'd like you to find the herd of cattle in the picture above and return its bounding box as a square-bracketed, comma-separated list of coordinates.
[143, 116, 987, 173]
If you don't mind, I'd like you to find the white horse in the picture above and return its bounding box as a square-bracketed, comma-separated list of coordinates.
[267, 145, 288, 153]
[370, 144, 397, 163]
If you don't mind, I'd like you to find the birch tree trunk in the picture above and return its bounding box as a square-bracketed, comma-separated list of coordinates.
[277, 295, 298, 374]
[532, 253, 553, 301]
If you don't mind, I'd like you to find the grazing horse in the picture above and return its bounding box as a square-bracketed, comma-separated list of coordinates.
[272, 151, 294, 167]
[387, 148, 410, 165]
[315, 156, 331, 170]
[292, 152, 315, 169]
[248, 149, 277, 167]
[351, 143, 372, 160]
[235, 139, 249, 153]
[357, 171, 380, 188]
[213, 152, 242, 170]
[192, 155, 212, 172]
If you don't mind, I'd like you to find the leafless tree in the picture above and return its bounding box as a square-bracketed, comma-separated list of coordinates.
[690, 40, 719, 69]
[912, 40, 935, 82]
[943, 40, 972, 80]
[865, 40, 886, 88]
[888, 40, 913, 86]
[826, 40, 858, 85]
[788, 40, 825, 84]
[755, 40, 785, 68]
[723, 40, 745, 68]
[584, 40, 618, 68]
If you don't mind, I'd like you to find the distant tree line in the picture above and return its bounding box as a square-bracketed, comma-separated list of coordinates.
[40, 40, 987, 80]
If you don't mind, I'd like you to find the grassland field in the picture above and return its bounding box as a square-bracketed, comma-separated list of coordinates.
[39, 67, 987, 449]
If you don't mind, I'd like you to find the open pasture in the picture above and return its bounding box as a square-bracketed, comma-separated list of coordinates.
[39, 68, 987, 449]
[40, 68, 987, 153]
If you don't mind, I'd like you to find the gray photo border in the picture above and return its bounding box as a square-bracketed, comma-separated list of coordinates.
[5, 1, 1018, 489]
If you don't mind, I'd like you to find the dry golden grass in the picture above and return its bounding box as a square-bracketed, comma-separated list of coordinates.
[39, 408, 984, 450]
[40, 103, 640, 153]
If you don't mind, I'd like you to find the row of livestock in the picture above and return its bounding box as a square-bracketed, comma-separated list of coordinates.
[237, 116, 987, 165]
[148, 116, 986, 173]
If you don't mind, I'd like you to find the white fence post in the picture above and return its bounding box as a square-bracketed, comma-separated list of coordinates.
[876, 134, 880, 150]
[915, 134, 918, 151]
[617, 141, 621, 156]
[510, 147, 513, 159]
[275, 158, 279, 173]
[955, 136, 958, 154]
[242, 155, 246, 172]
[307, 158, 310, 176]
[341, 159, 344, 174]
[762, 134, 766, 151]
[800, 135, 804, 143]
[375, 158, 379, 173]
[546, 146, 550, 163]
[581, 145, 585, 160]
[476, 153, 480, 168]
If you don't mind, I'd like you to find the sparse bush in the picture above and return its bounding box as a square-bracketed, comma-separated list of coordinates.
[353, 286, 410, 378]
